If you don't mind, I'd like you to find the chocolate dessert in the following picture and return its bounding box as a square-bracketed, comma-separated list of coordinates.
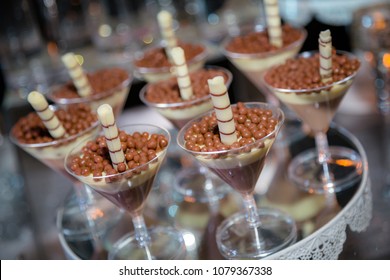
[225, 25, 303, 54]
[263, 51, 360, 133]
[67, 130, 169, 213]
[10, 103, 100, 176]
[134, 42, 205, 69]
[182, 102, 281, 195]
[49, 68, 131, 117]
[141, 67, 231, 129]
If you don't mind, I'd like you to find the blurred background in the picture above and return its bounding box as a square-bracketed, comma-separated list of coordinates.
[1, 0, 390, 259]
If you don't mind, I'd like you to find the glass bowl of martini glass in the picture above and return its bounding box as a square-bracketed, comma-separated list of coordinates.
[262, 50, 362, 194]
[133, 42, 208, 83]
[10, 104, 122, 258]
[140, 66, 233, 203]
[48, 67, 132, 118]
[177, 102, 297, 259]
[65, 124, 186, 260]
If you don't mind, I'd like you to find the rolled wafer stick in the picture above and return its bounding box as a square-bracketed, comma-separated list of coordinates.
[264, 0, 282, 48]
[27, 91, 66, 139]
[61, 52, 93, 97]
[319, 29, 333, 83]
[208, 76, 237, 145]
[97, 104, 127, 171]
[171, 46, 193, 100]
[157, 10, 177, 61]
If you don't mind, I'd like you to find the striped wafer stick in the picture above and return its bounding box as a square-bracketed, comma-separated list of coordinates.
[208, 76, 237, 145]
[157, 10, 177, 61]
[264, 0, 282, 48]
[171, 46, 193, 100]
[97, 104, 127, 171]
[319, 30, 333, 83]
[27, 91, 66, 139]
[61, 52, 92, 97]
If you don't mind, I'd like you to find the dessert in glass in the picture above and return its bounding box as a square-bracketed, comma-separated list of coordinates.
[222, 24, 307, 106]
[140, 66, 233, 203]
[177, 101, 296, 259]
[262, 46, 362, 193]
[134, 41, 207, 83]
[65, 105, 185, 259]
[9, 94, 121, 258]
[48, 53, 132, 117]
[133, 10, 207, 83]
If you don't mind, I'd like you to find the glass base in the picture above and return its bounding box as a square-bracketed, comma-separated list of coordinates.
[57, 192, 124, 259]
[216, 208, 297, 259]
[108, 227, 186, 260]
[288, 146, 363, 194]
[173, 166, 230, 203]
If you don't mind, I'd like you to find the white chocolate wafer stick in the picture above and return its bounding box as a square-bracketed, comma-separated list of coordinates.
[157, 10, 177, 61]
[264, 0, 282, 48]
[27, 91, 66, 139]
[61, 52, 92, 97]
[208, 76, 237, 145]
[97, 104, 127, 171]
[319, 30, 333, 83]
[171, 46, 193, 100]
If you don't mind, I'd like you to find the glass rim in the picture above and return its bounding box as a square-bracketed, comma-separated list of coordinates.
[222, 26, 307, 59]
[47, 69, 132, 104]
[64, 123, 171, 181]
[261, 50, 360, 93]
[139, 65, 233, 109]
[176, 101, 285, 157]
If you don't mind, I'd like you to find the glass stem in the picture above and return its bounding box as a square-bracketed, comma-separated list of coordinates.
[242, 194, 260, 226]
[242, 194, 263, 248]
[315, 131, 335, 191]
[132, 214, 152, 260]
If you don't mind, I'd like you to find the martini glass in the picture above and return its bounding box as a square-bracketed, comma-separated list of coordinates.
[48, 67, 132, 117]
[65, 124, 185, 260]
[9, 105, 122, 258]
[222, 25, 307, 108]
[140, 66, 233, 203]
[133, 42, 208, 83]
[177, 102, 297, 259]
[263, 50, 363, 194]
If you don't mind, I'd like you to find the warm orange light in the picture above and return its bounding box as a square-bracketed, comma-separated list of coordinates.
[335, 159, 356, 167]
[373, 12, 387, 30]
[383, 53, 390, 68]
[89, 209, 104, 220]
[47, 41, 59, 57]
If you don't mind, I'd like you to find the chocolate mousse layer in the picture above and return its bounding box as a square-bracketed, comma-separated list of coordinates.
[134, 42, 205, 69]
[225, 25, 302, 54]
[12, 104, 98, 144]
[51, 68, 129, 99]
[264, 51, 360, 90]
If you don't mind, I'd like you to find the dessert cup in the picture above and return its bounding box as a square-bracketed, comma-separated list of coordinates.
[65, 124, 186, 260]
[263, 51, 363, 194]
[177, 102, 297, 259]
[133, 42, 208, 83]
[48, 68, 132, 117]
[10, 105, 122, 258]
[222, 25, 307, 108]
[140, 66, 233, 203]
